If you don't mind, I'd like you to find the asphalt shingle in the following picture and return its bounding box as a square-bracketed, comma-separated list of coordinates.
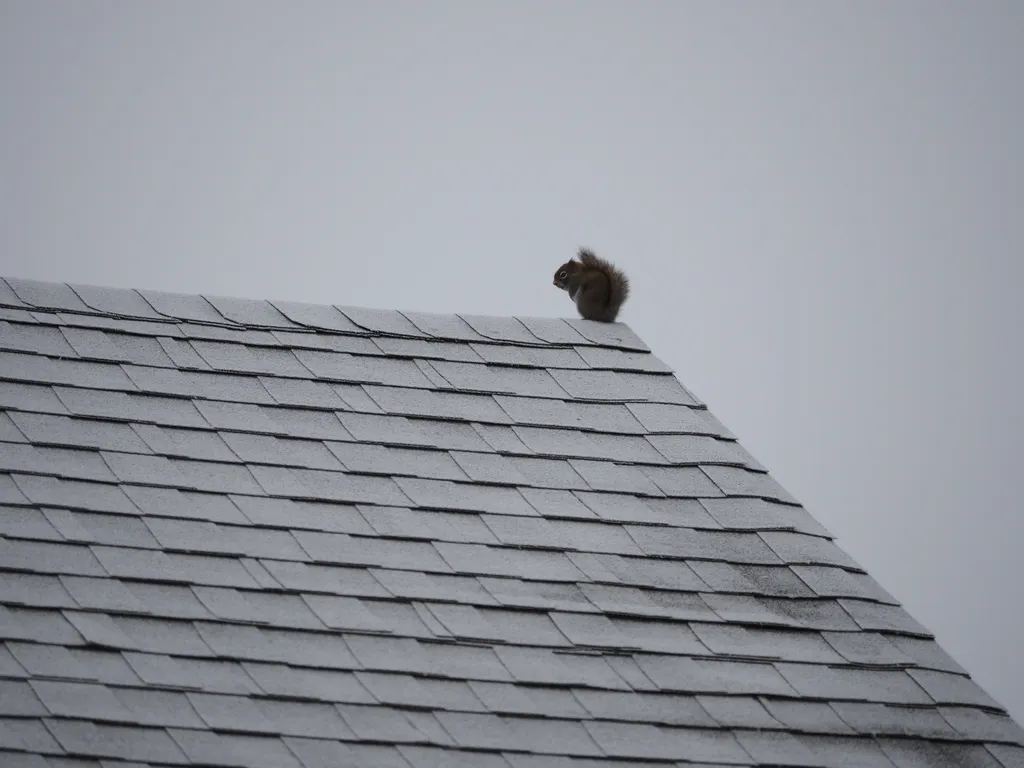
[0, 276, 1017, 767]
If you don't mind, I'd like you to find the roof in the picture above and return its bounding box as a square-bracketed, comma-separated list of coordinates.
[0, 275, 1021, 768]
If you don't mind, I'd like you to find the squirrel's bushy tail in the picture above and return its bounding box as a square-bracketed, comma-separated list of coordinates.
[578, 248, 630, 322]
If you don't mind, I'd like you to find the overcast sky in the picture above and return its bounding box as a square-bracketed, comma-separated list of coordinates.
[2, 1, 1022, 721]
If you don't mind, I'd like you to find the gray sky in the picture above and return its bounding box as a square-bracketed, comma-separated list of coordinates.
[2, 1, 1022, 721]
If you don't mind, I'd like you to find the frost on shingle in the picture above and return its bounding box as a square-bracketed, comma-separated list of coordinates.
[0, 276, 1018, 766]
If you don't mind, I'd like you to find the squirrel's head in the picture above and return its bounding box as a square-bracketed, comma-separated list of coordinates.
[552, 259, 581, 290]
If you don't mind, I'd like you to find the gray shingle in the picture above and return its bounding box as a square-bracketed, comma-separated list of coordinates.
[5, 278, 94, 312]
[627, 525, 782, 564]
[6, 412, 148, 453]
[69, 282, 168, 319]
[271, 300, 366, 332]
[167, 729, 300, 768]
[0, 381, 70, 414]
[47, 720, 190, 764]
[0, 321, 78, 356]
[569, 460, 664, 496]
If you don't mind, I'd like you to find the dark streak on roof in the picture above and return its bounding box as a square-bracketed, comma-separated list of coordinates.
[0, 275, 1021, 768]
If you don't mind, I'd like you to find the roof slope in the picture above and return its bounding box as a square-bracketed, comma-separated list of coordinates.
[0, 275, 1021, 768]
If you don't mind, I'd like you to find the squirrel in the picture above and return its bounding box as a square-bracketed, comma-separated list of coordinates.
[552, 247, 630, 323]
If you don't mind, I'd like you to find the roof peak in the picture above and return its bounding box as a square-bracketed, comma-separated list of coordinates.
[1, 275, 650, 352]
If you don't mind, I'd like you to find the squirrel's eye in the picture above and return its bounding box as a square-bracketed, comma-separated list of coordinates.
[559, 271, 567, 279]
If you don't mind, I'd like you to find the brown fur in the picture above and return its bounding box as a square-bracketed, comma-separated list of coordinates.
[552, 247, 630, 322]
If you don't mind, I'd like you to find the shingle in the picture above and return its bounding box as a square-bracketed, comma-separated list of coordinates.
[564, 319, 650, 351]
[830, 702, 959, 739]
[550, 520, 647, 556]
[839, 599, 931, 635]
[0, 321, 78, 355]
[6, 413, 144, 453]
[430, 712, 522, 752]
[507, 717, 604, 757]
[327, 441, 467, 481]
[295, 530, 449, 571]
[622, 403, 729, 438]
[549, 369, 691, 404]
[121, 652, 259, 694]
[371, 568, 496, 604]
[907, 669, 1004, 708]
[0, 443, 114, 482]
[627, 525, 782, 564]
[821, 630, 916, 666]
[688, 561, 814, 597]
[516, 317, 590, 345]
[69, 282, 167, 318]
[572, 689, 712, 728]
[479, 577, 595, 613]
[221, 431, 341, 470]
[0, 717, 62, 754]
[123, 484, 247, 523]
[519, 488, 595, 518]
[574, 346, 672, 373]
[232, 495, 371, 534]
[131, 423, 238, 461]
[584, 722, 748, 762]
[638, 465, 724, 497]
[190, 340, 309, 377]
[697, 694, 782, 729]
[0, 573, 77, 609]
[259, 376, 347, 409]
[6, 278, 94, 312]
[572, 492, 673, 524]
[60, 327, 137, 362]
[113, 686, 207, 728]
[760, 597, 862, 631]
[403, 746, 512, 768]
[579, 583, 718, 621]
[172, 458, 271, 495]
[776, 664, 934, 704]
[396, 477, 535, 516]
[157, 336, 211, 368]
[694, 622, 844, 663]
[761, 697, 857, 734]
[879, 739, 1001, 768]
[0, 679, 48, 716]
[492, 395, 583, 429]
[167, 729, 301, 768]
[0, 504, 62, 539]
[0, 474, 30, 504]
[105, 333, 178, 367]
[271, 300, 365, 332]
[422, 641, 514, 682]
[941, 706, 1024, 743]
[887, 636, 969, 675]
[514, 427, 666, 463]
[636, 655, 798, 696]
[465, 682, 584, 719]
[0, 382, 69, 414]
[431, 360, 569, 399]
[0, 537, 107, 576]
[429, 603, 569, 646]
[1, 604, 86, 645]
[435, 542, 583, 581]
[471, 345, 588, 373]
[361, 505, 494, 544]
[494, 647, 629, 689]
[261, 560, 389, 597]
[29, 679, 133, 720]
[985, 744, 1024, 768]
[569, 460, 664, 496]
[194, 587, 324, 628]
[760, 531, 860, 568]
[47, 720, 190, 764]
[366, 385, 510, 423]
[54, 386, 208, 428]
[702, 464, 800, 504]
